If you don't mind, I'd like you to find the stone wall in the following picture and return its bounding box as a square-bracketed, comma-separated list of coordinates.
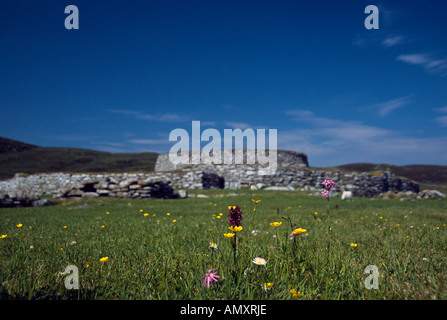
[154, 149, 309, 172]
[0, 165, 419, 201]
[0, 149, 421, 201]
[0, 173, 187, 200]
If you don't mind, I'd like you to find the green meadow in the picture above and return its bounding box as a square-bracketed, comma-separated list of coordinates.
[1, 189, 446, 300]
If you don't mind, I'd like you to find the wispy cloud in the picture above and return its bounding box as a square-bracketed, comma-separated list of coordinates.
[397, 53, 447, 76]
[128, 138, 171, 145]
[283, 110, 447, 166]
[356, 96, 412, 117]
[435, 106, 447, 113]
[224, 121, 254, 130]
[352, 34, 406, 49]
[199, 121, 217, 127]
[435, 116, 447, 127]
[434, 106, 447, 127]
[108, 109, 188, 122]
[375, 96, 412, 117]
[108, 109, 152, 119]
[382, 35, 405, 48]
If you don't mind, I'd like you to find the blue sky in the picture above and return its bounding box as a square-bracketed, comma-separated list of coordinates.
[1, 0, 447, 167]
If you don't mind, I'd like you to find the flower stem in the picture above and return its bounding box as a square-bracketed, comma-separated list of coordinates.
[232, 234, 237, 269]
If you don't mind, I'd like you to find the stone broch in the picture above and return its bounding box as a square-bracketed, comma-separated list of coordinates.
[0, 150, 422, 205]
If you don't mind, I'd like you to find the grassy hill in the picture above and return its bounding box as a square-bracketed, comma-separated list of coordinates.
[0, 137, 38, 153]
[0, 137, 158, 180]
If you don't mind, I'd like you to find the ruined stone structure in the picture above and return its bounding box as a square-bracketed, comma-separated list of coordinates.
[0, 149, 423, 207]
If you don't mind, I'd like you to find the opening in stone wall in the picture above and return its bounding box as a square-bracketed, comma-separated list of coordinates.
[81, 183, 96, 193]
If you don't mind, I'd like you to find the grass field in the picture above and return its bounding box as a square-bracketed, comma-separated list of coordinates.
[1, 189, 446, 300]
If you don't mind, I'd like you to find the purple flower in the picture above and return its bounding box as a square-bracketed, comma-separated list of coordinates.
[228, 206, 243, 227]
[321, 189, 331, 199]
[201, 268, 220, 288]
[321, 179, 336, 190]
[321, 179, 336, 199]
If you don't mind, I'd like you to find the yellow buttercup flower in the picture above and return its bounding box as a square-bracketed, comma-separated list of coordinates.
[101, 225, 105, 228]
[166, 213, 171, 216]
[216, 216, 221, 219]
[106, 211, 110, 214]
[228, 226, 243, 232]
[269, 222, 282, 227]
[172, 220, 177, 223]
[99, 257, 109, 262]
[350, 243, 358, 248]
[290, 289, 302, 297]
[16, 224, 23, 228]
[144, 213, 149, 216]
[1, 234, 7, 239]
[140, 209, 143, 213]
[251, 199, 261, 204]
[292, 228, 307, 236]
[228, 206, 236, 210]
[63, 226, 67, 229]
[224, 233, 235, 238]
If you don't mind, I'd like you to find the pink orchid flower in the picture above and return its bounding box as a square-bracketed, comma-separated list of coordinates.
[201, 268, 220, 288]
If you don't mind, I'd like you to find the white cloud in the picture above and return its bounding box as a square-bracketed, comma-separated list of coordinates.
[200, 121, 217, 126]
[434, 106, 447, 126]
[397, 54, 428, 64]
[224, 121, 254, 130]
[435, 116, 447, 127]
[108, 109, 187, 122]
[157, 113, 184, 122]
[128, 138, 171, 145]
[435, 106, 447, 113]
[397, 53, 447, 75]
[382, 36, 405, 48]
[282, 109, 447, 166]
[375, 96, 412, 117]
[356, 96, 412, 117]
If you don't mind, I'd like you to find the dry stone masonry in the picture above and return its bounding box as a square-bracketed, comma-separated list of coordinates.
[0, 150, 424, 207]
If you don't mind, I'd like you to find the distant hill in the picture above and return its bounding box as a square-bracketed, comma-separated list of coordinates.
[0, 137, 158, 180]
[0, 137, 38, 153]
[323, 163, 447, 189]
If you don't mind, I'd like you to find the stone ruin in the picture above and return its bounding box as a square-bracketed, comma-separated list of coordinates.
[0, 149, 424, 207]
